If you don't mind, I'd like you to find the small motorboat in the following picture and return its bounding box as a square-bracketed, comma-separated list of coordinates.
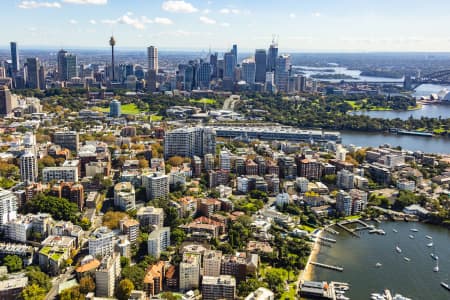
[427, 242, 433, 247]
[375, 262, 382, 268]
[409, 235, 415, 239]
[404, 257, 411, 262]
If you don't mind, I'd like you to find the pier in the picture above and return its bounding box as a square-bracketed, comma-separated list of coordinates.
[324, 227, 339, 235]
[311, 261, 344, 272]
[336, 222, 360, 237]
[318, 236, 337, 243]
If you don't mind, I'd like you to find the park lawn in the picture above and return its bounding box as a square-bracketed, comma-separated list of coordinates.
[92, 103, 145, 115]
[299, 225, 316, 233]
[189, 98, 216, 104]
[281, 283, 297, 300]
[345, 215, 361, 221]
[433, 127, 446, 134]
[150, 115, 163, 121]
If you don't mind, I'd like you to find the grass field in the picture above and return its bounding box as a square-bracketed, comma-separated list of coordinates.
[189, 98, 216, 104]
[299, 225, 316, 233]
[93, 103, 144, 115]
[345, 215, 361, 221]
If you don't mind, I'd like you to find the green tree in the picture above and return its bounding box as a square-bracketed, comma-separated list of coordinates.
[3, 255, 22, 272]
[116, 279, 134, 300]
[23, 194, 79, 223]
[21, 284, 46, 300]
[237, 278, 267, 296]
[59, 287, 85, 300]
[79, 276, 95, 294]
[25, 266, 52, 291]
[121, 265, 145, 289]
[171, 228, 186, 246]
[264, 268, 286, 296]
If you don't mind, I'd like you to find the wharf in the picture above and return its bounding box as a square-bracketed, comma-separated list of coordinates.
[310, 261, 344, 272]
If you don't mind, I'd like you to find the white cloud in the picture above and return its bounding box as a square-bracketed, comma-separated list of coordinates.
[202, 9, 211, 14]
[18, 1, 61, 9]
[89, 19, 97, 24]
[69, 19, 78, 24]
[220, 8, 240, 14]
[221, 22, 230, 27]
[101, 14, 173, 29]
[154, 17, 173, 25]
[162, 1, 198, 13]
[289, 13, 296, 19]
[199, 16, 216, 24]
[62, 0, 107, 4]
[312, 12, 321, 17]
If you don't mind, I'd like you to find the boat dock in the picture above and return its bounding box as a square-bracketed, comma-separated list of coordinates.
[324, 227, 339, 235]
[299, 280, 350, 299]
[319, 236, 337, 243]
[311, 261, 344, 272]
[336, 222, 360, 237]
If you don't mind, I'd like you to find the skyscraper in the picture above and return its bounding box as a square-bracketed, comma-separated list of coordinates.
[223, 52, 235, 80]
[241, 59, 256, 85]
[231, 44, 238, 67]
[267, 40, 278, 72]
[0, 85, 14, 116]
[275, 54, 291, 92]
[109, 36, 116, 81]
[26, 58, 40, 89]
[196, 61, 212, 89]
[39, 65, 46, 90]
[210, 52, 218, 78]
[255, 49, 267, 83]
[147, 46, 158, 72]
[10, 42, 19, 74]
[57, 49, 68, 81]
[109, 99, 121, 117]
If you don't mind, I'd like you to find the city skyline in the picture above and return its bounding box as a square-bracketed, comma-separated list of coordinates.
[2, 0, 450, 52]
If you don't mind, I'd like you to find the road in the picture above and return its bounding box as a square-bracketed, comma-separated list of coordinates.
[45, 266, 74, 300]
[222, 95, 241, 111]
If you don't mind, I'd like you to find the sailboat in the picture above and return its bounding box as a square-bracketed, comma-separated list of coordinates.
[396, 245, 402, 253]
[393, 229, 398, 233]
[433, 260, 439, 272]
[431, 244, 439, 260]
[427, 242, 433, 247]
[410, 227, 419, 232]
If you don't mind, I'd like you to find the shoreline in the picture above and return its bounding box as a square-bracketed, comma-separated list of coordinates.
[301, 229, 323, 282]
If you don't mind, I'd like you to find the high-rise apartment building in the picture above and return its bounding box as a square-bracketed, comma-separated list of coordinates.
[95, 253, 121, 297]
[164, 127, 216, 159]
[254, 49, 267, 83]
[336, 190, 352, 216]
[53, 131, 79, 152]
[19, 151, 37, 184]
[147, 226, 170, 259]
[88, 226, 114, 257]
[147, 46, 158, 72]
[109, 99, 121, 117]
[202, 275, 236, 300]
[137, 206, 164, 228]
[0, 189, 18, 225]
[203, 250, 222, 277]
[0, 85, 15, 116]
[114, 182, 135, 211]
[143, 173, 169, 201]
[26, 57, 40, 89]
[179, 252, 200, 291]
[42, 166, 78, 183]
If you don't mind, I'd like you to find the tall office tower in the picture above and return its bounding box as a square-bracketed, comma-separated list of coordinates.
[0, 189, 17, 225]
[109, 99, 121, 117]
[241, 59, 256, 85]
[164, 127, 216, 159]
[180, 64, 194, 91]
[231, 44, 238, 67]
[255, 49, 267, 83]
[210, 52, 218, 78]
[109, 36, 116, 81]
[0, 85, 14, 116]
[196, 61, 212, 89]
[39, 65, 45, 90]
[267, 40, 278, 72]
[265, 71, 275, 92]
[19, 151, 38, 184]
[275, 54, 291, 92]
[65, 54, 77, 81]
[26, 58, 40, 89]
[147, 46, 158, 72]
[10, 42, 20, 74]
[57, 49, 68, 81]
[0, 66, 5, 78]
[147, 69, 157, 92]
[223, 52, 235, 80]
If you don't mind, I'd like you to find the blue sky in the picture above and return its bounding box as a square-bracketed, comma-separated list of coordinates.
[2, 0, 450, 52]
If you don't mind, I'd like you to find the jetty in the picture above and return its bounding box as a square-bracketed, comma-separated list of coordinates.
[336, 222, 360, 237]
[310, 262, 344, 272]
[318, 236, 337, 243]
[324, 227, 339, 235]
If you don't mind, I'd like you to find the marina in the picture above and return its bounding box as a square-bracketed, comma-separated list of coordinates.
[306, 221, 450, 299]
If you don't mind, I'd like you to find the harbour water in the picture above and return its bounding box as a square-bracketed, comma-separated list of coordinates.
[341, 131, 450, 154]
[308, 222, 450, 300]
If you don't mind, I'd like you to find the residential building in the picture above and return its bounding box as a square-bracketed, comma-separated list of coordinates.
[147, 46, 158, 72]
[337, 169, 354, 190]
[220, 149, 231, 171]
[119, 218, 139, 245]
[95, 254, 121, 298]
[42, 166, 78, 183]
[53, 131, 79, 153]
[164, 127, 216, 159]
[109, 99, 121, 117]
[39, 235, 75, 276]
[19, 151, 37, 184]
[336, 190, 352, 217]
[245, 287, 275, 300]
[297, 158, 322, 180]
[179, 252, 200, 291]
[114, 182, 135, 211]
[0, 85, 17, 116]
[143, 261, 165, 297]
[88, 226, 114, 257]
[202, 275, 236, 300]
[349, 189, 368, 214]
[203, 250, 222, 277]
[397, 180, 416, 192]
[143, 173, 169, 201]
[137, 206, 164, 228]
[0, 275, 28, 300]
[0, 189, 17, 225]
[147, 227, 170, 259]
